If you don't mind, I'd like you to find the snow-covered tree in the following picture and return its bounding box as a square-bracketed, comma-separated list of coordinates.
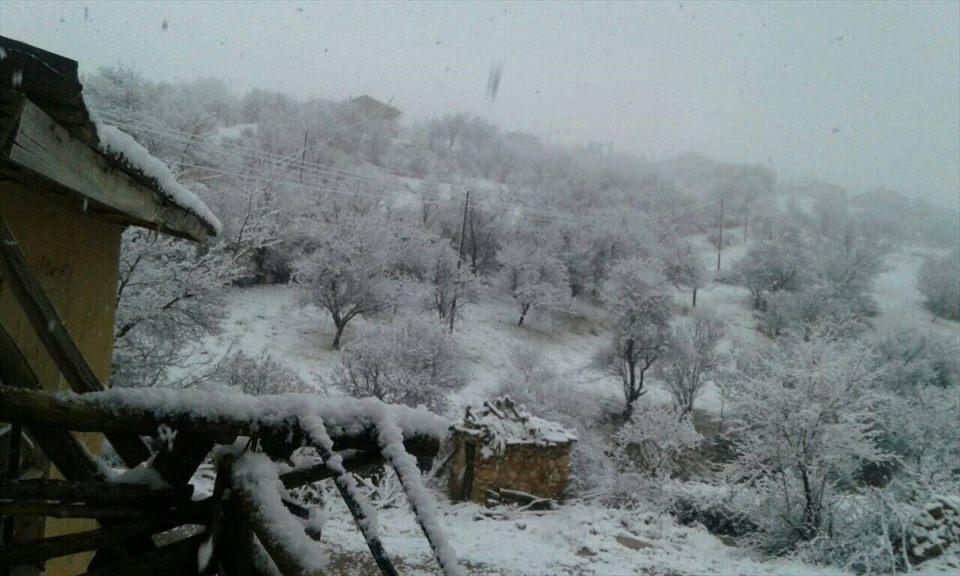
[658, 234, 706, 308]
[334, 316, 466, 412]
[733, 237, 811, 309]
[724, 328, 887, 549]
[498, 242, 569, 326]
[917, 248, 960, 321]
[602, 257, 672, 419]
[295, 211, 423, 349]
[658, 311, 724, 416]
[112, 229, 241, 389]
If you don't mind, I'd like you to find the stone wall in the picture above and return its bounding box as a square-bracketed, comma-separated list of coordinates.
[448, 432, 573, 504]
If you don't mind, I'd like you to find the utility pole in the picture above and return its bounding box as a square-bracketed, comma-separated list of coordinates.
[716, 196, 724, 273]
[298, 130, 308, 183]
[743, 197, 749, 245]
[449, 190, 471, 332]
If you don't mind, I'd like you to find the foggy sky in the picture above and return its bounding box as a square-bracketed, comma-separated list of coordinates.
[1, 1, 958, 207]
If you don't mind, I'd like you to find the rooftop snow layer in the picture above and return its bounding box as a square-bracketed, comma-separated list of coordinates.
[92, 116, 222, 235]
[452, 396, 577, 454]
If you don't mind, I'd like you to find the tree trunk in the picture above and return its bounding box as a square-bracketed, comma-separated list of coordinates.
[517, 304, 530, 327]
[332, 322, 346, 350]
[692, 287, 698, 308]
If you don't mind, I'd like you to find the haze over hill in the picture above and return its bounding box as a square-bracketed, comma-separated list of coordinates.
[1, 0, 958, 208]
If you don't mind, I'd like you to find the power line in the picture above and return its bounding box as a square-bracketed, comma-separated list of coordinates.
[97, 109, 737, 228]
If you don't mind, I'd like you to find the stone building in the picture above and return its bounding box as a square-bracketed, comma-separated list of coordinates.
[448, 397, 576, 504]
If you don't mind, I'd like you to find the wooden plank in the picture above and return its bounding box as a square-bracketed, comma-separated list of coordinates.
[0, 479, 192, 507]
[0, 385, 440, 462]
[0, 501, 208, 565]
[279, 450, 383, 489]
[232, 464, 327, 576]
[0, 218, 152, 467]
[2, 96, 211, 240]
[80, 532, 206, 576]
[0, 322, 103, 480]
[0, 502, 150, 520]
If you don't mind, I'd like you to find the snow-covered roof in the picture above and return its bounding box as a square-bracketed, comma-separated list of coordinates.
[0, 35, 220, 240]
[452, 397, 577, 454]
[94, 120, 222, 234]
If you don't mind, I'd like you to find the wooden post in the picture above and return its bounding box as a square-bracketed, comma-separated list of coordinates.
[716, 196, 724, 273]
[298, 131, 308, 183]
[448, 190, 470, 332]
[0, 217, 151, 467]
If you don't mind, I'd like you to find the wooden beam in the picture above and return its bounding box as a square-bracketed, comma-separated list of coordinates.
[80, 532, 206, 576]
[0, 500, 208, 565]
[0, 218, 151, 467]
[0, 91, 213, 240]
[0, 385, 440, 462]
[0, 479, 192, 507]
[279, 451, 383, 489]
[0, 501, 150, 520]
[0, 322, 103, 480]
[232, 463, 327, 576]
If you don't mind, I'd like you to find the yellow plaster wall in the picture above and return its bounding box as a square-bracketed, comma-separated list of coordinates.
[1, 181, 123, 575]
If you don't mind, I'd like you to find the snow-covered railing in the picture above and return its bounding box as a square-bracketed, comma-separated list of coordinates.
[0, 384, 463, 576]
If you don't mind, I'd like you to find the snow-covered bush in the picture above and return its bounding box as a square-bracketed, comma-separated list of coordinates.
[917, 249, 960, 321]
[334, 316, 466, 412]
[724, 329, 888, 551]
[213, 350, 309, 395]
[872, 326, 960, 392]
[614, 403, 702, 482]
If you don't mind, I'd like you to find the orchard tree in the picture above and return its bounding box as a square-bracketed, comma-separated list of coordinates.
[603, 257, 672, 419]
[498, 243, 569, 326]
[658, 234, 706, 308]
[724, 328, 887, 549]
[658, 311, 724, 416]
[113, 229, 242, 389]
[733, 237, 811, 309]
[295, 211, 399, 349]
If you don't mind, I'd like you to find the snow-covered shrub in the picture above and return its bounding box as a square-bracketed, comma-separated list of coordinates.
[663, 481, 756, 539]
[724, 329, 888, 551]
[498, 242, 570, 326]
[614, 403, 702, 482]
[797, 487, 920, 574]
[872, 326, 959, 392]
[214, 350, 309, 395]
[874, 385, 960, 488]
[334, 315, 466, 412]
[917, 249, 960, 321]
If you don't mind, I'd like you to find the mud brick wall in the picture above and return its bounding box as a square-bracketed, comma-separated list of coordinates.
[449, 433, 572, 504]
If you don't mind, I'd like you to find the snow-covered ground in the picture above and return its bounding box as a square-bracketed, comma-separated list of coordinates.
[319, 496, 842, 576]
